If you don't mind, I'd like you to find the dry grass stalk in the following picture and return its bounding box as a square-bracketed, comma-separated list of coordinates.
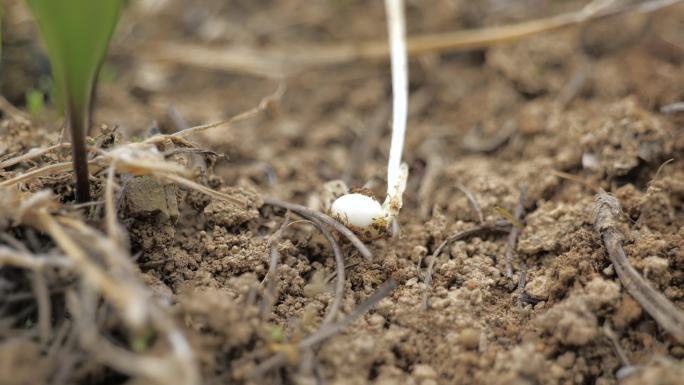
[594, 190, 684, 343]
[144, 0, 682, 77]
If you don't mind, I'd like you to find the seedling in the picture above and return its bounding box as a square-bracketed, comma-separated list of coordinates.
[26, 0, 122, 202]
[25, 89, 45, 115]
[329, 0, 409, 239]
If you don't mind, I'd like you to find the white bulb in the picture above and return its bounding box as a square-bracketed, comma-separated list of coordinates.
[330, 193, 383, 228]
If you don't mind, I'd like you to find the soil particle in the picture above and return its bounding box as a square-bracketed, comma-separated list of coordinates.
[124, 175, 179, 223]
[487, 31, 580, 96]
[613, 294, 643, 331]
[537, 277, 620, 346]
[0, 340, 49, 385]
[458, 328, 481, 350]
[525, 274, 549, 300]
[202, 186, 263, 228]
[621, 358, 684, 385]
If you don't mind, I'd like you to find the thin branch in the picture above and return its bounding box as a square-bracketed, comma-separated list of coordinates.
[143, 0, 681, 76]
[0, 245, 72, 270]
[455, 182, 484, 224]
[314, 217, 346, 326]
[0, 143, 71, 170]
[261, 212, 291, 319]
[263, 196, 373, 261]
[160, 172, 245, 206]
[516, 259, 528, 309]
[594, 190, 684, 343]
[31, 270, 52, 346]
[36, 211, 146, 328]
[251, 279, 397, 377]
[0, 161, 79, 187]
[167, 83, 285, 139]
[505, 187, 528, 279]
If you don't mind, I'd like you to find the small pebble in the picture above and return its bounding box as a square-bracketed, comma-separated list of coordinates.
[459, 328, 481, 349]
[413, 364, 438, 379]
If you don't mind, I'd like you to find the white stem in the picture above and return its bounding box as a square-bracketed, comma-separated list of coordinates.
[384, 0, 408, 199]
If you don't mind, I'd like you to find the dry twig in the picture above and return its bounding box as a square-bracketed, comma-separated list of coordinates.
[251, 279, 397, 377]
[314, 217, 346, 326]
[505, 187, 528, 279]
[263, 196, 373, 261]
[594, 190, 684, 343]
[0, 143, 71, 170]
[141, 0, 682, 76]
[455, 182, 484, 224]
[261, 212, 291, 318]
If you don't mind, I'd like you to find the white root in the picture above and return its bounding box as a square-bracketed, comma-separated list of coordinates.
[330, 0, 409, 238]
[384, 0, 409, 202]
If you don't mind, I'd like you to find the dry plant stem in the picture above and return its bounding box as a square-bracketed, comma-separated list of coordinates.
[263, 196, 373, 261]
[0, 245, 72, 269]
[421, 221, 512, 310]
[167, 83, 285, 140]
[516, 259, 528, 309]
[67, 290, 200, 385]
[660, 101, 684, 114]
[602, 322, 631, 366]
[31, 270, 52, 345]
[262, 245, 281, 319]
[0, 161, 82, 187]
[1, 246, 59, 342]
[104, 163, 127, 245]
[418, 155, 442, 220]
[58, 197, 199, 384]
[314, 217, 345, 326]
[261, 212, 291, 319]
[146, 0, 681, 76]
[160, 172, 244, 206]
[251, 279, 397, 377]
[505, 187, 528, 279]
[455, 182, 484, 224]
[35, 211, 145, 327]
[0, 143, 71, 170]
[594, 190, 684, 343]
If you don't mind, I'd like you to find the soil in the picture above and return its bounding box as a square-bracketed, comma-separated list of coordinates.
[2, 1, 684, 384]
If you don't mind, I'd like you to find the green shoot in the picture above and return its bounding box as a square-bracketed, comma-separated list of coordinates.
[25, 89, 45, 115]
[26, 0, 122, 202]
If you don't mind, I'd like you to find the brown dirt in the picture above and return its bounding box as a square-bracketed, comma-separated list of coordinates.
[2, 1, 684, 384]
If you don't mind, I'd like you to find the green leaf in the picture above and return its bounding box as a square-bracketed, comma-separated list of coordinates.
[27, 0, 121, 120]
[25, 89, 45, 115]
[27, 0, 122, 202]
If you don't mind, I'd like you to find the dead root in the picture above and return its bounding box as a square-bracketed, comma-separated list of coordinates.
[594, 190, 684, 344]
[263, 196, 373, 261]
[251, 279, 397, 378]
[0, 188, 201, 385]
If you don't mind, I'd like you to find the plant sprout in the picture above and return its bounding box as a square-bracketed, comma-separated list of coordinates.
[27, 0, 122, 202]
[330, 0, 409, 238]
